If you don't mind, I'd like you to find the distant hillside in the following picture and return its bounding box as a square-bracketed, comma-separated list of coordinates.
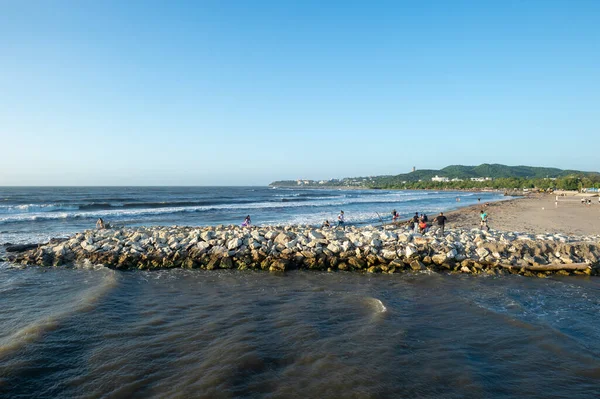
[390, 164, 596, 183]
[270, 164, 600, 189]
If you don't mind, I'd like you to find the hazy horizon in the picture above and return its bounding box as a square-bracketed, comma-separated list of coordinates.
[2, 1, 598, 185]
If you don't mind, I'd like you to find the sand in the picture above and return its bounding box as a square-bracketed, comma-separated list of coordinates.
[446, 194, 600, 236]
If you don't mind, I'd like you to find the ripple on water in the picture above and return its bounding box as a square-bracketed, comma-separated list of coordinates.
[0, 270, 599, 398]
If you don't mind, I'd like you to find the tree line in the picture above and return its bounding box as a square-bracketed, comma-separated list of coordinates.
[366, 175, 600, 191]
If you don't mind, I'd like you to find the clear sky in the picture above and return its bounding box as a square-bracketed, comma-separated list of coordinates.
[1, 0, 598, 186]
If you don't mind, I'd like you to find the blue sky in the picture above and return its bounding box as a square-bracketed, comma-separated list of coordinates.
[1, 0, 598, 185]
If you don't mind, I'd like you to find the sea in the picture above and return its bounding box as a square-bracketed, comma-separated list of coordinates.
[1, 187, 599, 398]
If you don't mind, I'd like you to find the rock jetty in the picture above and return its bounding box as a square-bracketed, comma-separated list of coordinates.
[7, 225, 600, 277]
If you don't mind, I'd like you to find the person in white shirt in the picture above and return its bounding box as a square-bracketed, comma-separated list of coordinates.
[337, 210, 345, 227]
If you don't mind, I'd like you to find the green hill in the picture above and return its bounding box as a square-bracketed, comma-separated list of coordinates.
[270, 164, 600, 190]
[378, 164, 599, 184]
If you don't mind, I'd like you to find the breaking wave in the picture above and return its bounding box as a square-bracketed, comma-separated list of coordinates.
[0, 193, 451, 225]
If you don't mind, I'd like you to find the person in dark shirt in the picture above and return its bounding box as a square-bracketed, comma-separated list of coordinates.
[433, 212, 447, 235]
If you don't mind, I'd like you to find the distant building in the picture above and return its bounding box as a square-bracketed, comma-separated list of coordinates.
[470, 177, 492, 182]
[451, 178, 464, 182]
[432, 175, 450, 182]
[412, 166, 416, 172]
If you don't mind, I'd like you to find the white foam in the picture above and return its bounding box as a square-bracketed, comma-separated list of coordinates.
[0, 192, 455, 225]
[0, 203, 79, 214]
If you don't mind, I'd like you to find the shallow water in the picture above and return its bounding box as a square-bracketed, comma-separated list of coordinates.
[1, 263, 599, 398]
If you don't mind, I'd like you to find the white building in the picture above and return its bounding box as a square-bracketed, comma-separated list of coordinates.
[432, 175, 450, 182]
[470, 177, 492, 182]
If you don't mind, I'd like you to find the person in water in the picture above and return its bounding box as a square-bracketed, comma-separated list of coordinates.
[241, 215, 251, 227]
[337, 210, 345, 227]
[392, 210, 399, 223]
[96, 218, 105, 229]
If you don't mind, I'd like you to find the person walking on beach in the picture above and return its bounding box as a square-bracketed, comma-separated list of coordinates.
[433, 212, 447, 235]
[480, 210, 488, 231]
[241, 215, 251, 227]
[337, 210, 345, 227]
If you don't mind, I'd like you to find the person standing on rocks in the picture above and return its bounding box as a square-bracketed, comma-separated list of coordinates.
[433, 212, 447, 235]
[242, 215, 251, 227]
[337, 211, 345, 228]
[412, 212, 419, 233]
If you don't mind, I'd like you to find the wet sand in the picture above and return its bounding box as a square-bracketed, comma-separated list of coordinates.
[446, 194, 600, 236]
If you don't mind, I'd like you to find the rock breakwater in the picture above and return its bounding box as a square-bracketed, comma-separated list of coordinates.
[7, 225, 600, 277]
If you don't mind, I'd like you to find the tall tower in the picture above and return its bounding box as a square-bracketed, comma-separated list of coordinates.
[412, 166, 416, 172]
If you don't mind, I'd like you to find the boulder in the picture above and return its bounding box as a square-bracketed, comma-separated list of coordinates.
[227, 238, 242, 250]
[381, 249, 397, 260]
[410, 260, 425, 271]
[196, 241, 211, 253]
[476, 247, 490, 259]
[308, 231, 325, 240]
[269, 259, 289, 272]
[431, 254, 447, 265]
[327, 242, 342, 254]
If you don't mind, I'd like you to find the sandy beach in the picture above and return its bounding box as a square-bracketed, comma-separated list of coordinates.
[447, 194, 600, 236]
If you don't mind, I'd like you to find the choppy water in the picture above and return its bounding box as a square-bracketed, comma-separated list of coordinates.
[0, 186, 504, 245]
[1, 266, 599, 398]
[3, 187, 599, 398]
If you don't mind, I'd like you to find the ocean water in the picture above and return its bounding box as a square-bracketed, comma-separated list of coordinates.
[0, 186, 504, 245]
[2, 187, 599, 398]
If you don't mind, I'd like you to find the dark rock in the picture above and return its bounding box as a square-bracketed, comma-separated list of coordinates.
[269, 259, 289, 272]
[5, 243, 39, 253]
